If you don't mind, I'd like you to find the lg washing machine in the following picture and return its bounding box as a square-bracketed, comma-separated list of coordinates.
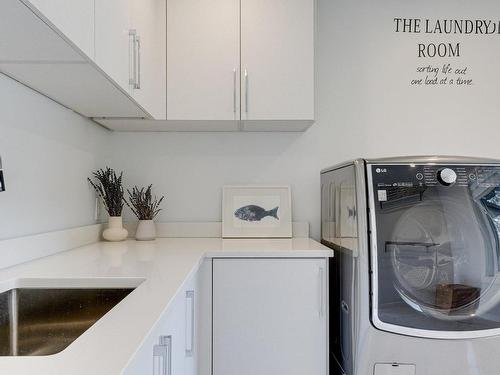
[321, 156, 500, 375]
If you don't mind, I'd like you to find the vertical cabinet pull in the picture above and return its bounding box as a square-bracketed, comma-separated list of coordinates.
[233, 69, 237, 115]
[185, 290, 195, 357]
[318, 267, 324, 318]
[129, 30, 137, 86]
[0, 156, 5, 192]
[129, 29, 141, 90]
[244, 68, 249, 114]
[153, 335, 172, 375]
[136, 35, 141, 89]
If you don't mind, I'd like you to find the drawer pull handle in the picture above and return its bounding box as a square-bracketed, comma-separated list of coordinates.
[318, 267, 324, 317]
[185, 290, 195, 357]
[153, 335, 172, 375]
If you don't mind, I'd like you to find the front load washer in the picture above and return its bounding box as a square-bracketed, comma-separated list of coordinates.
[321, 156, 500, 375]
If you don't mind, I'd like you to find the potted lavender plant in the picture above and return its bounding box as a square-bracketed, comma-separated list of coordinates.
[126, 185, 164, 241]
[88, 168, 128, 241]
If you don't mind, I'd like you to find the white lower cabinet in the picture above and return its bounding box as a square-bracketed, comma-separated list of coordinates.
[122, 284, 187, 375]
[123, 257, 327, 375]
[212, 258, 328, 375]
[122, 260, 211, 375]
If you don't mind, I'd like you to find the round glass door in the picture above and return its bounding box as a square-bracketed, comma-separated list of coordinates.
[371, 164, 500, 334]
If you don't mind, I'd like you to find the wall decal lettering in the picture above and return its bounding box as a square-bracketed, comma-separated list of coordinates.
[394, 18, 500, 36]
[393, 18, 488, 86]
[411, 64, 472, 86]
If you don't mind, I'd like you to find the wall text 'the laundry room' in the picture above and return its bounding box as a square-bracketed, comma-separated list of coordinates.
[393, 18, 500, 58]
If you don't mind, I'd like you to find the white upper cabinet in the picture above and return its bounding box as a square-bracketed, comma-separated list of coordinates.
[0, 0, 154, 119]
[94, 0, 133, 96]
[129, 0, 167, 119]
[0, 0, 84, 62]
[165, 0, 314, 127]
[241, 0, 315, 122]
[2, 0, 314, 130]
[25, 0, 95, 58]
[166, 0, 240, 121]
[94, 0, 167, 119]
[0, 0, 149, 118]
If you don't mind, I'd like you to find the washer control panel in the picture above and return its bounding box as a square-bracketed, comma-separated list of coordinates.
[371, 164, 500, 189]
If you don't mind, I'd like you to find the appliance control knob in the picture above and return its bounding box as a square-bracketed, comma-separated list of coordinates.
[437, 168, 457, 186]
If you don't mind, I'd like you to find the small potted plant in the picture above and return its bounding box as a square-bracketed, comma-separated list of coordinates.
[88, 167, 128, 241]
[126, 185, 164, 241]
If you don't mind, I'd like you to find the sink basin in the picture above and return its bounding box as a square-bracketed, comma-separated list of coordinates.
[0, 288, 133, 356]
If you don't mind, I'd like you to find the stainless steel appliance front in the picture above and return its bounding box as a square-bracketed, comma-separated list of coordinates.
[368, 160, 500, 339]
[321, 156, 500, 375]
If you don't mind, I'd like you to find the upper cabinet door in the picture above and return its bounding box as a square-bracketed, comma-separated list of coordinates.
[167, 0, 240, 121]
[25, 0, 95, 58]
[240, 0, 315, 121]
[94, 0, 132, 94]
[129, 0, 167, 119]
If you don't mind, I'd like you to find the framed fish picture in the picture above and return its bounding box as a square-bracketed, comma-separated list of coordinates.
[222, 186, 292, 238]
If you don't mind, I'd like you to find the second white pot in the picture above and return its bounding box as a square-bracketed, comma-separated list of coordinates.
[135, 220, 156, 241]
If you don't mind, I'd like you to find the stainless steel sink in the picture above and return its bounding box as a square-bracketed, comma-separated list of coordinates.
[0, 288, 133, 356]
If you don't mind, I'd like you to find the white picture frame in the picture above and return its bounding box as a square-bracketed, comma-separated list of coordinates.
[222, 186, 292, 238]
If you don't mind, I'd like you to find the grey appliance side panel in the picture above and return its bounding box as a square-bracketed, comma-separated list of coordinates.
[322, 160, 368, 375]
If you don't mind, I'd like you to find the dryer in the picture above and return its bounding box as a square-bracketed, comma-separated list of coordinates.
[321, 156, 500, 375]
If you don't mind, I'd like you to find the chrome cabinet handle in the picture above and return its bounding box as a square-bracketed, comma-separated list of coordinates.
[153, 336, 172, 375]
[129, 30, 141, 89]
[136, 35, 141, 89]
[153, 335, 172, 375]
[0, 156, 5, 192]
[129, 30, 137, 86]
[233, 69, 237, 114]
[244, 68, 248, 114]
[185, 290, 195, 357]
[318, 266, 324, 318]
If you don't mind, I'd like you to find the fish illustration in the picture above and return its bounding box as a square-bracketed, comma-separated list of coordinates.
[234, 205, 279, 222]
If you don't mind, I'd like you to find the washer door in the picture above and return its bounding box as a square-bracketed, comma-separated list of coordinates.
[370, 164, 500, 337]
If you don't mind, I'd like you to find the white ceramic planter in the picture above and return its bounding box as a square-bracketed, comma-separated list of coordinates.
[135, 220, 156, 241]
[103, 216, 128, 242]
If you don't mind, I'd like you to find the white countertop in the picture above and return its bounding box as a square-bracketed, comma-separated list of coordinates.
[0, 238, 332, 374]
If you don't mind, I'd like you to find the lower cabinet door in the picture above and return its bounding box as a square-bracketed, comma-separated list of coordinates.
[122, 288, 187, 375]
[121, 261, 212, 375]
[213, 258, 328, 375]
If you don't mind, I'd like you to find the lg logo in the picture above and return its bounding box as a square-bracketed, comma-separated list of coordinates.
[376, 168, 387, 173]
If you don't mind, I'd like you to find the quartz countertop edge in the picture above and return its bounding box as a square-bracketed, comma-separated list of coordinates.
[0, 238, 332, 374]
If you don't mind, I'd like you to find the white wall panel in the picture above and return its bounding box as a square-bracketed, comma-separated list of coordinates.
[0, 74, 109, 240]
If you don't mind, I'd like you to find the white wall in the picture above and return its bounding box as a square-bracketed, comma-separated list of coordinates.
[3, 0, 499, 241]
[108, 0, 500, 240]
[0, 74, 109, 240]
